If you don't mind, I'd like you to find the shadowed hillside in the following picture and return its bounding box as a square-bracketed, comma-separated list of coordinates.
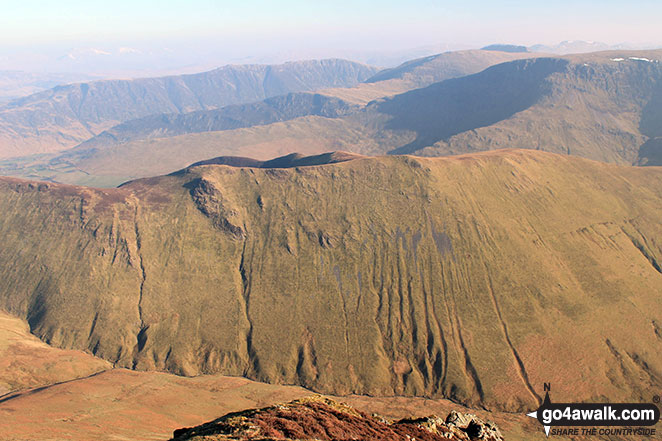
[403, 51, 662, 163]
[76, 93, 360, 150]
[0, 59, 378, 158]
[374, 58, 570, 154]
[0, 150, 661, 413]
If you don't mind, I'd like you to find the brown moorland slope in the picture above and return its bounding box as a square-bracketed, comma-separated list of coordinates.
[0, 310, 110, 396]
[0, 150, 661, 413]
[0, 311, 550, 441]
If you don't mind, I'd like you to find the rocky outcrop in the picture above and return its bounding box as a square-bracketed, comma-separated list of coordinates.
[189, 177, 245, 239]
[170, 396, 503, 441]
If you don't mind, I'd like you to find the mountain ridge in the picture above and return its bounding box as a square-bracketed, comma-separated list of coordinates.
[0, 149, 660, 412]
[74, 93, 361, 150]
[3, 49, 662, 187]
[0, 59, 379, 158]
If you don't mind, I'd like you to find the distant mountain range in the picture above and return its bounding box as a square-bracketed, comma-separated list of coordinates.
[2, 49, 661, 187]
[528, 40, 646, 54]
[0, 71, 97, 103]
[0, 59, 378, 158]
[382, 50, 662, 164]
[364, 49, 536, 87]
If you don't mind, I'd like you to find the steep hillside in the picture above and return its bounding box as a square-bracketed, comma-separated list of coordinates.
[0, 150, 661, 413]
[0, 310, 542, 441]
[371, 50, 662, 164]
[0, 59, 378, 158]
[371, 57, 570, 154]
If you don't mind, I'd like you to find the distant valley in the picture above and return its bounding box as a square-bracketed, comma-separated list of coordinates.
[0, 70, 96, 103]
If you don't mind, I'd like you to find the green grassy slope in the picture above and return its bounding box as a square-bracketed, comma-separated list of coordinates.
[0, 149, 661, 412]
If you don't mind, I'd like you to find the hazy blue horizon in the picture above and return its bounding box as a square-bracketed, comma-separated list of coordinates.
[1, 0, 661, 76]
[4, 0, 662, 45]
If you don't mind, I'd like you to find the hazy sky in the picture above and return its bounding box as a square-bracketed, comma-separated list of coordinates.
[3, 0, 662, 47]
[1, 0, 661, 75]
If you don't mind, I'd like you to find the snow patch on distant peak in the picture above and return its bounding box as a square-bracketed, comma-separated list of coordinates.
[629, 56, 657, 62]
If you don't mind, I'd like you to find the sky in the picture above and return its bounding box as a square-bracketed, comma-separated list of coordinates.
[1, 0, 661, 74]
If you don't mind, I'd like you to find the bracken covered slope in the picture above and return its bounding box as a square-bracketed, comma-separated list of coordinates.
[0, 150, 661, 412]
[170, 396, 503, 441]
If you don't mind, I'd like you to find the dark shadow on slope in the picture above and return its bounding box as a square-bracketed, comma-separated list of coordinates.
[375, 58, 569, 155]
[639, 78, 662, 139]
[637, 138, 662, 166]
[75, 93, 359, 150]
[637, 77, 662, 165]
[182, 151, 362, 171]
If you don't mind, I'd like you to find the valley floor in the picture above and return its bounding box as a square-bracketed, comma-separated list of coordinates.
[0, 311, 647, 441]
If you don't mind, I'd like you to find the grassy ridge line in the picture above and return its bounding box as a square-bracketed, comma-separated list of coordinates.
[0, 149, 660, 412]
